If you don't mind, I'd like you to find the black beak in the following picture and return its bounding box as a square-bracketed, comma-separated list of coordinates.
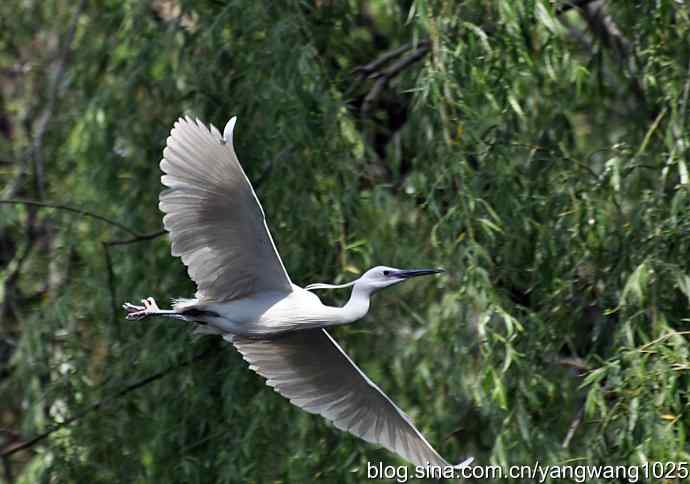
[395, 268, 445, 279]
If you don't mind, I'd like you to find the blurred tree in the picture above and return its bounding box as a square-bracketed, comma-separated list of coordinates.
[1, 0, 689, 482]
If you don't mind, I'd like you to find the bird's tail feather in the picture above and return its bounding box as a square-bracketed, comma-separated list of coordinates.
[192, 324, 224, 336]
[171, 298, 198, 311]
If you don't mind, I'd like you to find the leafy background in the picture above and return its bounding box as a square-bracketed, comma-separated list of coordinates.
[1, 0, 689, 482]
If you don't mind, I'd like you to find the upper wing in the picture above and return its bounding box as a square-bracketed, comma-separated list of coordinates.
[228, 329, 472, 469]
[159, 116, 292, 302]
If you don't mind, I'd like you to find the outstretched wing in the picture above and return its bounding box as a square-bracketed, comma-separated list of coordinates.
[228, 329, 472, 469]
[159, 116, 292, 302]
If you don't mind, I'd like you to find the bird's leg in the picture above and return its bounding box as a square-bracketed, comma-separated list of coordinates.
[123, 297, 181, 321]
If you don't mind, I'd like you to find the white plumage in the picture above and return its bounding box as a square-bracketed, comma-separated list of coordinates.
[123, 116, 472, 471]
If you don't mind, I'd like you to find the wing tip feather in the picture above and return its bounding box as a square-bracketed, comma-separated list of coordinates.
[223, 116, 237, 145]
[455, 456, 474, 468]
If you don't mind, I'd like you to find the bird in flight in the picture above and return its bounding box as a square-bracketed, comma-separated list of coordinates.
[123, 116, 472, 472]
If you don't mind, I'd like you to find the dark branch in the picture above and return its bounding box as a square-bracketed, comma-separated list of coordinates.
[578, 0, 651, 115]
[679, 57, 690, 136]
[1, 207, 37, 324]
[1, 197, 165, 348]
[555, 0, 599, 16]
[0, 346, 220, 458]
[0, 199, 141, 236]
[1, 456, 12, 483]
[102, 243, 118, 326]
[28, 0, 86, 201]
[105, 231, 166, 246]
[562, 404, 585, 448]
[100, 230, 167, 326]
[361, 41, 430, 116]
[354, 42, 414, 78]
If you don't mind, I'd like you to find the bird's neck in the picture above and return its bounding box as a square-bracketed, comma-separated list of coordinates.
[339, 283, 372, 324]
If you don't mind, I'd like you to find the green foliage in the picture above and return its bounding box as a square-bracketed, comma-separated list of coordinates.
[1, 0, 690, 482]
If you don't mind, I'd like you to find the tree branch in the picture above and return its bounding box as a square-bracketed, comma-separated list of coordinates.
[354, 42, 414, 79]
[104, 231, 167, 246]
[578, 0, 650, 114]
[102, 242, 118, 326]
[562, 404, 585, 448]
[1, 207, 37, 325]
[0, 198, 166, 329]
[100, 230, 167, 325]
[0, 345, 221, 458]
[555, 0, 599, 16]
[28, 0, 86, 201]
[678, 57, 690, 134]
[361, 40, 430, 116]
[0, 199, 142, 237]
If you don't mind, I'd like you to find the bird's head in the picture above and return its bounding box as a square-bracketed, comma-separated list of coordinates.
[358, 266, 445, 292]
[305, 266, 444, 294]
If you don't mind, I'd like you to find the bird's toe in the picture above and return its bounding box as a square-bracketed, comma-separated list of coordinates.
[142, 297, 159, 311]
[123, 301, 147, 320]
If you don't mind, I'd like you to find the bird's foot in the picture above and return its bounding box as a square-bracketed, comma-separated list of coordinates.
[123, 297, 161, 320]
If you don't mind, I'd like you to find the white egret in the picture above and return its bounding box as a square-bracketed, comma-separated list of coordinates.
[123, 116, 472, 471]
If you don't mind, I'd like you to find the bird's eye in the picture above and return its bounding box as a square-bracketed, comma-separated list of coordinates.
[382, 270, 391, 276]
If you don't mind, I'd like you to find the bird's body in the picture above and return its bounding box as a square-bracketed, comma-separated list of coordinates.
[124, 116, 472, 471]
[174, 284, 368, 337]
